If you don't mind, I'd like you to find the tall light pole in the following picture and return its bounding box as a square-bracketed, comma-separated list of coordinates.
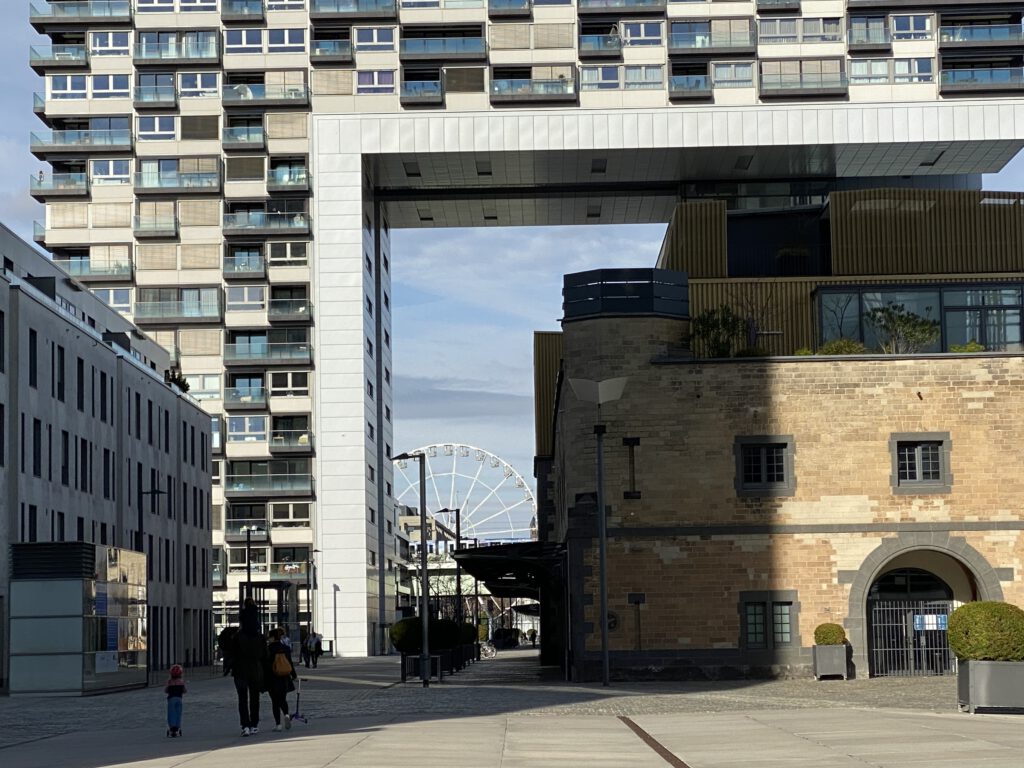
[240, 524, 264, 601]
[306, 548, 321, 636]
[393, 451, 430, 687]
[568, 376, 628, 687]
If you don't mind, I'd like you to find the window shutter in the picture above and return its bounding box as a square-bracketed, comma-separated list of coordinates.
[265, 70, 306, 86]
[178, 200, 219, 227]
[533, 65, 573, 79]
[50, 203, 88, 229]
[760, 60, 780, 76]
[819, 58, 841, 74]
[178, 156, 219, 174]
[178, 328, 221, 356]
[135, 244, 178, 270]
[180, 243, 220, 269]
[91, 203, 132, 228]
[181, 115, 219, 140]
[226, 156, 266, 181]
[490, 24, 530, 50]
[533, 23, 574, 49]
[90, 244, 130, 264]
[311, 68, 353, 95]
[267, 112, 308, 139]
[138, 200, 175, 220]
[444, 67, 486, 93]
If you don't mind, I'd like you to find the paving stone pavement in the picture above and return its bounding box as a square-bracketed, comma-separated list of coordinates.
[1, 650, 1020, 768]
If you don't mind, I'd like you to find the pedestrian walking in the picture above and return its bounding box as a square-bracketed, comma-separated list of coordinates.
[305, 629, 321, 668]
[164, 664, 186, 738]
[528, 628, 537, 648]
[218, 626, 238, 676]
[233, 598, 267, 737]
[266, 628, 298, 732]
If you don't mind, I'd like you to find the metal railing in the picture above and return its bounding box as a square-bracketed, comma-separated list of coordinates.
[223, 211, 310, 230]
[578, 0, 663, 8]
[134, 41, 219, 60]
[222, 84, 310, 102]
[267, 167, 309, 187]
[311, 40, 353, 57]
[939, 24, 1024, 43]
[30, 1, 131, 20]
[31, 173, 89, 193]
[30, 44, 88, 63]
[135, 171, 219, 190]
[224, 386, 268, 406]
[270, 429, 314, 448]
[669, 31, 754, 48]
[399, 37, 486, 55]
[224, 474, 315, 493]
[940, 67, 1024, 86]
[580, 34, 623, 53]
[760, 73, 849, 90]
[132, 215, 179, 234]
[53, 259, 132, 277]
[223, 342, 313, 363]
[849, 28, 891, 45]
[223, 126, 265, 145]
[270, 561, 309, 579]
[33, 221, 45, 240]
[224, 255, 266, 274]
[400, 80, 443, 97]
[133, 301, 221, 320]
[312, 0, 397, 12]
[224, 518, 270, 537]
[669, 74, 712, 93]
[268, 298, 313, 316]
[133, 85, 178, 104]
[223, 0, 264, 13]
[491, 78, 575, 96]
[31, 129, 132, 149]
[489, 0, 530, 8]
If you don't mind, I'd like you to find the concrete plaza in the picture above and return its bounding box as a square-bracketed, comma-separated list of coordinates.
[0, 650, 1021, 768]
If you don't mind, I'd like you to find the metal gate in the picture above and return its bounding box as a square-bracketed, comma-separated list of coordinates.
[868, 600, 958, 677]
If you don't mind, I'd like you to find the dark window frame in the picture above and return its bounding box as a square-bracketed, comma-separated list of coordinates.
[739, 590, 800, 651]
[889, 431, 952, 494]
[734, 435, 796, 497]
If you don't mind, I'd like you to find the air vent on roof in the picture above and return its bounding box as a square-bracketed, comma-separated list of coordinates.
[403, 161, 422, 178]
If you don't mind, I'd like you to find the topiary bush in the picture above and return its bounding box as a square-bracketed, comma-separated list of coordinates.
[818, 338, 869, 356]
[432, 619, 461, 650]
[948, 601, 1024, 661]
[389, 617, 464, 654]
[814, 623, 847, 645]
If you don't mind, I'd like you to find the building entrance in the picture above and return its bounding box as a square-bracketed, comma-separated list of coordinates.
[868, 568, 957, 678]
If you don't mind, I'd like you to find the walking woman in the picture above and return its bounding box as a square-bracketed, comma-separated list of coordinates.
[266, 628, 298, 731]
[233, 598, 267, 737]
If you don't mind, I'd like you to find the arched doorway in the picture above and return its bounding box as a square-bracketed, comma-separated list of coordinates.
[867, 550, 979, 677]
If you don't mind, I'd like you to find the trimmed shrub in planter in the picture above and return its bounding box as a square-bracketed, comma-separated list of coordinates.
[949, 601, 1024, 713]
[812, 623, 848, 680]
[390, 617, 464, 655]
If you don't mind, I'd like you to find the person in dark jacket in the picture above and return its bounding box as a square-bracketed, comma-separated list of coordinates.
[233, 598, 267, 737]
[265, 628, 298, 731]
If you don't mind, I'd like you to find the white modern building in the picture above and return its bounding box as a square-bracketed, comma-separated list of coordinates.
[27, 0, 1024, 656]
[0, 222, 212, 691]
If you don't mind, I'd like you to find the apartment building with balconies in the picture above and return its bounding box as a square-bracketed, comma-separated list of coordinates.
[27, 0, 1024, 657]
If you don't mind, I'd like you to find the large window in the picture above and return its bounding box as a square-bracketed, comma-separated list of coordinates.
[183, 373, 221, 400]
[354, 27, 395, 51]
[50, 75, 87, 99]
[268, 29, 306, 53]
[357, 70, 395, 94]
[92, 74, 130, 99]
[92, 288, 132, 313]
[91, 31, 130, 56]
[945, 288, 1023, 351]
[226, 285, 267, 311]
[624, 65, 663, 89]
[92, 159, 131, 185]
[137, 116, 177, 141]
[894, 58, 933, 83]
[622, 22, 662, 46]
[892, 14, 932, 40]
[225, 29, 263, 54]
[712, 62, 754, 87]
[734, 436, 795, 497]
[581, 65, 620, 90]
[850, 59, 890, 84]
[180, 72, 219, 97]
[228, 416, 268, 443]
[269, 370, 309, 397]
[740, 591, 799, 651]
[890, 432, 951, 494]
[268, 241, 308, 266]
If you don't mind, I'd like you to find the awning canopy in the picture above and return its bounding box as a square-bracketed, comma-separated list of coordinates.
[452, 541, 563, 600]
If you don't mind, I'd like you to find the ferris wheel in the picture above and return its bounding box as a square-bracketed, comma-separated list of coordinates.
[392, 443, 537, 543]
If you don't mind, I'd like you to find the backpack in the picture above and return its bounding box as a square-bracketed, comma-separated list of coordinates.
[272, 651, 291, 678]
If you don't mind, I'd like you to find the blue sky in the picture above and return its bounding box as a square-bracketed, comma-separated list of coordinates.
[6, 9, 1024, 497]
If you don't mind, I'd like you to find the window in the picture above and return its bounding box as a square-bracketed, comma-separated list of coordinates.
[50, 75, 87, 99]
[268, 241, 308, 266]
[91, 159, 131, 185]
[712, 62, 754, 87]
[892, 15, 932, 40]
[801, 18, 842, 42]
[32, 419, 42, 478]
[137, 116, 177, 141]
[354, 27, 395, 51]
[136, 0, 174, 11]
[225, 29, 264, 54]
[228, 416, 267, 443]
[850, 59, 890, 84]
[92, 74, 131, 99]
[740, 591, 799, 651]
[268, 29, 306, 53]
[945, 287, 1022, 351]
[759, 18, 798, 44]
[180, 0, 218, 9]
[92, 288, 132, 313]
[356, 70, 396, 94]
[268, 0, 306, 8]
[211, 418, 222, 453]
[622, 22, 662, 46]
[367, 379, 374, 399]
[28, 329, 38, 388]
[269, 370, 309, 397]
[271, 502, 311, 528]
[183, 374, 221, 400]
[891, 433, 951, 493]
[90, 31, 130, 56]
[366, 337, 374, 358]
[226, 285, 267, 311]
[365, 296, 373, 316]
[367, 464, 376, 482]
[367, 421, 375, 440]
[179, 72, 219, 97]
[734, 436, 795, 497]
[624, 65, 663, 89]
[581, 65, 620, 90]
[894, 58, 933, 84]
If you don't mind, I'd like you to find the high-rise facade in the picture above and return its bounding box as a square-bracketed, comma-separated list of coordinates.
[28, 0, 1024, 656]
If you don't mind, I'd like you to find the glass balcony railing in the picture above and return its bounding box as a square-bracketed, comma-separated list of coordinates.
[312, 0, 397, 13]
[399, 37, 486, 56]
[33, 221, 45, 241]
[224, 255, 266, 275]
[31, 129, 132, 150]
[267, 167, 309, 187]
[224, 474, 315, 494]
[491, 78, 576, 97]
[224, 341, 313, 363]
[133, 301, 221, 321]
[212, 562, 226, 585]
[756, 0, 799, 8]
[222, 84, 310, 103]
[669, 31, 755, 49]
[849, 29, 891, 45]
[30, 1, 131, 20]
[669, 74, 712, 94]
[578, 0, 663, 9]
[224, 386, 268, 407]
[270, 561, 309, 579]
[268, 298, 313, 317]
[311, 40, 353, 57]
[223, 126, 265, 145]
[940, 25, 1024, 43]
[580, 34, 623, 53]
[489, 0, 531, 11]
[760, 73, 848, 91]
[224, 518, 270, 537]
[134, 41, 219, 61]
[53, 259, 132, 278]
[134, 171, 220, 190]
[223, 211, 310, 230]
[31, 172, 89, 194]
[400, 80, 442, 98]
[132, 215, 179, 235]
[223, 0, 265, 15]
[133, 85, 178, 105]
[940, 67, 1024, 86]
[30, 44, 88, 64]
[33, 92, 45, 111]
[270, 429, 314, 449]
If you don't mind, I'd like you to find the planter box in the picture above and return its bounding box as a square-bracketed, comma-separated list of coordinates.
[400, 653, 443, 683]
[813, 644, 848, 680]
[958, 659, 1024, 713]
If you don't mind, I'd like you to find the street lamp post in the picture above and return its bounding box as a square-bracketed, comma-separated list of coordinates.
[568, 376, 628, 688]
[241, 524, 264, 601]
[306, 549, 320, 637]
[393, 451, 431, 687]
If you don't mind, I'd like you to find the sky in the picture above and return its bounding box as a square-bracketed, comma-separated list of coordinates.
[6, 9, 1024, 517]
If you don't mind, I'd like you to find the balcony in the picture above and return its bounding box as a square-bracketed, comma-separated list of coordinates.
[669, 74, 713, 100]
[268, 297, 314, 323]
[490, 77, 577, 104]
[579, 34, 623, 59]
[223, 126, 266, 151]
[223, 83, 310, 108]
[224, 254, 267, 280]
[267, 168, 310, 193]
[269, 429, 315, 455]
[135, 170, 221, 195]
[134, 41, 220, 66]
[33, 92, 45, 115]
[848, 28, 892, 51]
[29, 44, 88, 72]
[939, 66, 1024, 93]
[30, 1, 131, 30]
[224, 386, 268, 410]
[133, 300, 222, 325]
[577, 0, 665, 14]
[270, 561, 309, 580]
[33, 222, 45, 244]
[52, 258, 133, 282]
[939, 25, 1024, 49]
[400, 80, 444, 106]
[30, 129, 133, 157]
[132, 215, 180, 239]
[311, 40, 353, 63]
[310, 0, 398, 20]
[30, 172, 89, 200]
[222, 0, 265, 21]
[756, 0, 799, 11]
[212, 562, 227, 588]
[489, 0, 531, 18]
[669, 31, 756, 56]
[133, 85, 179, 110]
[223, 341, 313, 366]
[224, 519, 271, 541]
[224, 474, 315, 499]
[759, 73, 849, 98]
[399, 37, 487, 62]
[223, 211, 311, 237]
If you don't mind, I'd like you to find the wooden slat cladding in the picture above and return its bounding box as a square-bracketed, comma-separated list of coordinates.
[830, 188, 1024, 276]
[656, 201, 727, 278]
[533, 331, 563, 458]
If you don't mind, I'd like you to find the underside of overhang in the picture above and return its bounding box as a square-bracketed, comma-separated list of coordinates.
[453, 542, 564, 600]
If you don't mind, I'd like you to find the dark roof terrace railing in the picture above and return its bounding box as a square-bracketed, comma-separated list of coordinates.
[562, 268, 689, 320]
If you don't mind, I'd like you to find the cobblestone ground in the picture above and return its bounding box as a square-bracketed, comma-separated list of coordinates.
[0, 649, 959, 751]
